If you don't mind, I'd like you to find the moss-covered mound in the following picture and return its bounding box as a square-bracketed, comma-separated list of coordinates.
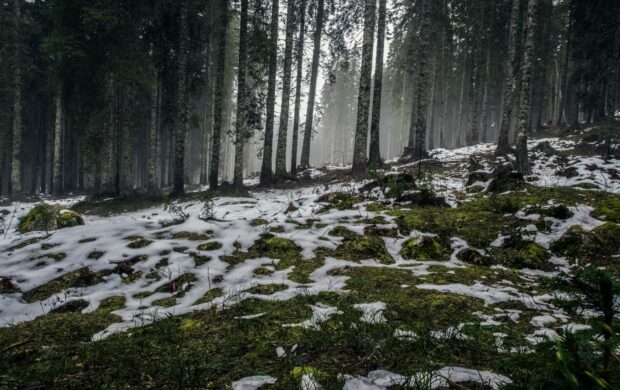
[400, 235, 447, 261]
[360, 173, 416, 198]
[551, 223, 620, 265]
[329, 227, 394, 264]
[490, 235, 551, 270]
[593, 198, 620, 222]
[18, 204, 84, 233]
[456, 248, 492, 266]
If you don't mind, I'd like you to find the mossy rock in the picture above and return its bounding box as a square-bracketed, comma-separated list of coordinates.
[550, 223, 620, 264]
[171, 231, 211, 241]
[331, 231, 394, 264]
[593, 198, 620, 222]
[400, 235, 447, 261]
[360, 173, 416, 198]
[490, 235, 551, 270]
[50, 299, 89, 314]
[197, 241, 223, 251]
[487, 169, 525, 193]
[248, 234, 302, 261]
[456, 248, 492, 266]
[18, 204, 84, 233]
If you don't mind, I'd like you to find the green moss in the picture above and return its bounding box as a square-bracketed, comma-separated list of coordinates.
[156, 273, 197, 295]
[40, 252, 66, 262]
[125, 236, 152, 249]
[1, 277, 20, 294]
[8, 236, 47, 251]
[253, 266, 275, 276]
[189, 252, 211, 266]
[152, 297, 177, 307]
[245, 284, 288, 295]
[194, 288, 223, 305]
[327, 228, 394, 264]
[490, 235, 551, 270]
[400, 235, 447, 260]
[249, 218, 268, 226]
[197, 241, 223, 251]
[122, 271, 143, 284]
[88, 251, 104, 260]
[593, 198, 620, 222]
[316, 192, 360, 211]
[22, 268, 105, 303]
[41, 242, 61, 250]
[18, 204, 84, 233]
[269, 225, 285, 233]
[171, 231, 211, 241]
[97, 296, 126, 313]
[77, 237, 97, 244]
[551, 223, 620, 273]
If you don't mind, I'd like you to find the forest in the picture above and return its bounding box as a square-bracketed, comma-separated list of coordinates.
[1, 0, 620, 388]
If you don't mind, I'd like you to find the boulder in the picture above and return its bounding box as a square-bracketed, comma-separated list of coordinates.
[18, 204, 85, 233]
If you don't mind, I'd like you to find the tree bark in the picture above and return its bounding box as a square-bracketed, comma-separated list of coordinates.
[275, 0, 297, 177]
[291, 0, 306, 176]
[233, 0, 248, 188]
[52, 93, 64, 196]
[210, 0, 229, 189]
[556, 8, 572, 127]
[515, 0, 539, 175]
[352, 0, 376, 176]
[10, 0, 23, 195]
[260, 0, 279, 183]
[495, 0, 520, 156]
[172, 0, 190, 196]
[369, 0, 387, 167]
[412, 0, 432, 160]
[299, 0, 325, 169]
[148, 68, 161, 196]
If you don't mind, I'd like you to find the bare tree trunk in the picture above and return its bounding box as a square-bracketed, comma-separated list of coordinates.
[496, 0, 520, 155]
[413, 0, 432, 160]
[275, 0, 296, 177]
[481, 49, 492, 142]
[120, 89, 133, 197]
[299, 0, 325, 169]
[52, 93, 64, 196]
[209, 0, 228, 189]
[260, 0, 279, 183]
[352, 0, 376, 176]
[515, 0, 539, 174]
[556, 9, 572, 127]
[148, 69, 161, 196]
[10, 0, 23, 195]
[291, 0, 306, 176]
[369, 0, 387, 166]
[172, 0, 190, 196]
[233, 0, 248, 188]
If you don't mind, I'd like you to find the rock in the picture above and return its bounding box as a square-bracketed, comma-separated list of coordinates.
[457, 248, 492, 266]
[487, 165, 525, 193]
[400, 235, 446, 261]
[18, 203, 85, 233]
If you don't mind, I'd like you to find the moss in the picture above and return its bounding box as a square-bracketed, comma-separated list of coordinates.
[171, 231, 211, 241]
[245, 284, 288, 295]
[400, 235, 447, 261]
[1, 277, 20, 294]
[40, 252, 66, 262]
[173, 246, 188, 253]
[197, 241, 223, 251]
[97, 296, 126, 313]
[179, 319, 204, 331]
[22, 268, 105, 303]
[189, 252, 211, 266]
[328, 228, 394, 264]
[156, 273, 197, 295]
[487, 171, 525, 193]
[125, 236, 152, 249]
[360, 173, 416, 198]
[269, 225, 285, 233]
[122, 271, 143, 284]
[551, 223, 620, 270]
[77, 237, 97, 244]
[316, 192, 360, 211]
[593, 198, 620, 222]
[18, 204, 84, 233]
[8, 236, 47, 251]
[253, 266, 275, 276]
[87, 251, 104, 260]
[456, 248, 492, 266]
[41, 242, 61, 250]
[363, 225, 399, 238]
[194, 288, 223, 305]
[50, 299, 89, 314]
[152, 297, 177, 307]
[490, 235, 551, 270]
[249, 218, 268, 226]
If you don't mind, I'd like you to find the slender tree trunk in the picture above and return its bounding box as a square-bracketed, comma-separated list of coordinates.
[495, 0, 521, 155]
[148, 68, 161, 196]
[291, 0, 306, 176]
[299, 0, 325, 169]
[413, 0, 432, 160]
[352, 0, 376, 176]
[233, 0, 248, 188]
[481, 49, 492, 142]
[172, 0, 190, 196]
[120, 89, 133, 196]
[369, 0, 387, 166]
[52, 93, 64, 196]
[515, 0, 539, 174]
[275, 0, 296, 177]
[260, 0, 279, 183]
[10, 0, 23, 195]
[209, 0, 229, 189]
[201, 50, 214, 185]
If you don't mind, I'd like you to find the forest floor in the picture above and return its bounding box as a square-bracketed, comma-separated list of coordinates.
[1, 123, 620, 389]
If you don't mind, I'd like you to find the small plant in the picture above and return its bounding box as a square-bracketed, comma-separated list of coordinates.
[200, 191, 216, 220]
[163, 196, 189, 221]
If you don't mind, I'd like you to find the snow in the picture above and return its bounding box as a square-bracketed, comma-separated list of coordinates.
[353, 302, 387, 324]
[232, 376, 277, 390]
[282, 303, 342, 330]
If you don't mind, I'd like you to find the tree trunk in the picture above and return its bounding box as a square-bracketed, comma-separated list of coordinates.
[556, 10, 572, 127]
[119, 89, 133, 197]
[233, 0, 248, 188]
[299, 0, 325, 169]
[412, 0, 432, 160]
[480, 49, 492, 142]
[209, 0, 228, 189]
[148, 68, 161, 196]
[352, 0, 376, 176]
[10, 0, 23, 195]
[260, 0, 279, 183]
[515, 0, 539, 174]
[291, 0, 306, 176]
[495, 0, 520, 156]
[172, 0, 190, 197]
[52, 93, 64, 196]
[275, 0, 296, 177]
[369, 0, 387, 166]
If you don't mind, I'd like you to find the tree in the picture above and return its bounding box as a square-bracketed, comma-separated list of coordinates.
[275, 0, 297, 178]
[10, 0, 23, 195]
[299, 0, 325, 170]
[368, 0, 387, 167]
[515, 0, 539, 175]
[412, 0, 432, 161]
[209, 0, 229, 190]
[233, 0, 249, 189]
[351, 0, 376, 176]
[260, 0, 279, 184]
[495, 0, 520, 156]
[172, 0, 190, 197]
[290, 0, 307, 176]
[147, 67, 161, 196]
[52, 92, 63, 196]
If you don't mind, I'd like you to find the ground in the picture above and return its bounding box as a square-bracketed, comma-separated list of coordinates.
[1, 124, 620, 389]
